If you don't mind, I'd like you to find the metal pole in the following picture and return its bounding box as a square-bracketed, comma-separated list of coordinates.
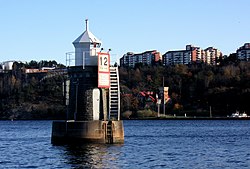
[158, 103, 160, 117]
[210, 106, 212, 118]
[163, 100, 166, 115]
[163, 76, 166, 115]
[74, 80, 78, 121]
[102, 88, 108, 121]
[66, 53, 67, 67]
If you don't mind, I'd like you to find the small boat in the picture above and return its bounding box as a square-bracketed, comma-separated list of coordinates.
[239, 112, 248, 118]
[231, 111, 248, 118]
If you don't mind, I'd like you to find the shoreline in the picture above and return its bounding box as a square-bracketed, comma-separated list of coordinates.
[1, 116, 250, 121]
[127, 116, 250, 120]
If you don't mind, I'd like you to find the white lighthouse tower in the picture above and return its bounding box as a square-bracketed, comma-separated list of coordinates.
[73, 19, 102, 66]
[51, 20, 124, 144]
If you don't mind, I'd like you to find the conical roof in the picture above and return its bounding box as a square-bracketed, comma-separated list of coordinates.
[73, 19, 102, 45]
[73, 30, 102, 44]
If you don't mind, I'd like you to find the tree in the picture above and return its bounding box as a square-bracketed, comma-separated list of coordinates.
[28, 60, 39, 68]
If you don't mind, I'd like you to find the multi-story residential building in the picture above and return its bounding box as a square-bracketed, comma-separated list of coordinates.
[162, 45, 222, 66]
[162, 45, 201, 66]
[120, 50, 161, 67]
[163, 50, 188, 65]
[189, 46, 202, 63]
[0, 61, 15, 72]
[120, 52, 134, 67]
[120, 44, 225, 67]
[203, 47, 222, 65]
[236, 43, 250, 61]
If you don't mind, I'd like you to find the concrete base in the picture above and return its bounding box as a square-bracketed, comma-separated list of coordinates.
[51, 120, 124, 144]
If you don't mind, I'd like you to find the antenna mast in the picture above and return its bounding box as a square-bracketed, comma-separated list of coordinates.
[85, 19, 88, 31]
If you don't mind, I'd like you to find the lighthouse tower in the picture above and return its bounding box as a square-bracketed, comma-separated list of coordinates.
[73, 19, 102, 66]
[51, 20, 124, 144]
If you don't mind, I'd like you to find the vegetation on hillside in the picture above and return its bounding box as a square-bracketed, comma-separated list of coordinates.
[0, 58, 249, 119]
[119, 60, 250, 118]
[0, 61, 66, 120]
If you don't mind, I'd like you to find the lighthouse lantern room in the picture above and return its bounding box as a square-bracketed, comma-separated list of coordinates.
[73, 19, 102, 67]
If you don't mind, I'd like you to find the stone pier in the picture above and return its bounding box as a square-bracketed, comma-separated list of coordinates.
[51, 120, 124, 144]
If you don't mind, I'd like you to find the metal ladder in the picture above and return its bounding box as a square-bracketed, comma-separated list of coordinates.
[109, 66, 120, 120]
[106, 121, 113, 144]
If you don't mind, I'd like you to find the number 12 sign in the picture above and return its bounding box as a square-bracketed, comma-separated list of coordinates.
[98, 52, 110, 88]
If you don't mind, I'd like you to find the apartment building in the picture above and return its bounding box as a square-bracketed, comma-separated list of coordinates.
[0, 61, 15, 71]
[204, 47, 222, 65]
[162, 45, 201, 66]
[120, 50, 161, 67]
[236, 43, 250, 61]
[163, 50, 188, 65]
[162, 45, 223, 66]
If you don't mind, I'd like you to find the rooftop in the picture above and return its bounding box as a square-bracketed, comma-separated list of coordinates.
[73, 19, 102, 45]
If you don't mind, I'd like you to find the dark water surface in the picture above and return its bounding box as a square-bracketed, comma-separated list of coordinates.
[0, 120, 249, 168]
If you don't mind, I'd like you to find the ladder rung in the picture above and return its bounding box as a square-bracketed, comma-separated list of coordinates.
[110, 90, 118, 92]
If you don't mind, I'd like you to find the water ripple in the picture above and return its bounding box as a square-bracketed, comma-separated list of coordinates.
[0, 120, 250, 168]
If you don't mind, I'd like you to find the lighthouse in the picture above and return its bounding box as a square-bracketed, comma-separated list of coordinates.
[51, 20, 124, 144]
[73, 19, 102, 67]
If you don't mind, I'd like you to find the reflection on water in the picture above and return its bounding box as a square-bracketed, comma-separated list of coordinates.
[62, 144, 123, 169]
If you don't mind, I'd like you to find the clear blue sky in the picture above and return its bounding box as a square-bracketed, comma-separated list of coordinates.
[0, 0, 249, 65]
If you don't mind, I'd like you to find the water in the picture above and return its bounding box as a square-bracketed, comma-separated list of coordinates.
[0, 120, 249, 168]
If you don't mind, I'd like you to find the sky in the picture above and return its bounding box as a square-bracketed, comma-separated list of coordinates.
[0, 0, 249, 65]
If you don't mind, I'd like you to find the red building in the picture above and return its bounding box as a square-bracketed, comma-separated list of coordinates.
[120, 50, 162, 67]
